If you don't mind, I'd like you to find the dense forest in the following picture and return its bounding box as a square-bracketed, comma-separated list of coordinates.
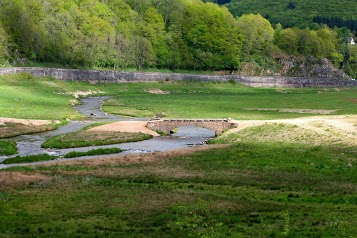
[0, 0, 356, 78]
[225, 0, 357, 29]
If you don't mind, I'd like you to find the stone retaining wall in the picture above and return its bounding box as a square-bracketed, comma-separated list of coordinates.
[147, 119, 239, 135]
[1, 67, 357, 88]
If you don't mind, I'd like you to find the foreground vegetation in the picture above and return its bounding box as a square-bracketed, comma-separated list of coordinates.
[63, 148, 122, 159]
[0, 141, 17, 156]
[0, 72, 356, 236]
[1, 154, 57, 165]
[1, 125, 356, 236]
[1, 148, 123, 164]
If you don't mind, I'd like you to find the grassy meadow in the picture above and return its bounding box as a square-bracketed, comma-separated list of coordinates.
[0, 73, 357, 237]
[0, 138, 356, 236]
[0, 73, 356, 120]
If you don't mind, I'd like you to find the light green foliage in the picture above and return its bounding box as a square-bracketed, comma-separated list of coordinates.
[142, 7, 168, 68]
[236, 13, 274, 57]
[276, 27, 340, 59]
[344, 45, 357, 78]
[0, 23, 9, 64]
[180, 1, 243, 70]
[0, 0, 353, 75]
[276, 28, 299, 54]
[0, 0, 244, 71]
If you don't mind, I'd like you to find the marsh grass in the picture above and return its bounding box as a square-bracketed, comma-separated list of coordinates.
[0, 123, 56, 139]
[64, 148, 122, 158]
[42, 130, 153, 149]
[0, 140, 17, 155]
[2, 154, 57, 164]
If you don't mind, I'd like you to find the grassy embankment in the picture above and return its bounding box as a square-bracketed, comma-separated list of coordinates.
[41, 123, 153, 149]
[1, 148, 123, 164]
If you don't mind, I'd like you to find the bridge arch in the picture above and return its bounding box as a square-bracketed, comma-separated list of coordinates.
[146, 119, 238, 136]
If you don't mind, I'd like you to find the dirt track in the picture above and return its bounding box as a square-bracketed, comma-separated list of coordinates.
[89, 121, 160, 136]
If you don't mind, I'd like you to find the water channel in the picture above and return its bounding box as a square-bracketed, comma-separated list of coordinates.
[0, 97, 215, 168]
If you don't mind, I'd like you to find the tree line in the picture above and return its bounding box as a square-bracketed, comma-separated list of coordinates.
[0, 0, 356, 77]
[313, 16, 357, 34]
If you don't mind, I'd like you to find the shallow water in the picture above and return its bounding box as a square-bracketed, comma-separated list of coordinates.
[73, 96, 150, 121]
[0, 97, 215, 168]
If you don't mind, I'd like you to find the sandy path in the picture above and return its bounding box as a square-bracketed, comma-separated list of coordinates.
[0, 117, 54, 126]
[89, 121, 160, 137]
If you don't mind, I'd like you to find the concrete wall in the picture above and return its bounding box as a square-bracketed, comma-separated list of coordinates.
[147, 119, 239, 135]
[1, 67, 357, 88]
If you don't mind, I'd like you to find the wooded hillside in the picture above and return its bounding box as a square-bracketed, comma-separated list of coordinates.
[225, 0, 357, 29]
[0, 0, 356, 78]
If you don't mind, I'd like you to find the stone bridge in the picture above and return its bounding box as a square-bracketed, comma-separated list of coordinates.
[146, 119, 239, 136]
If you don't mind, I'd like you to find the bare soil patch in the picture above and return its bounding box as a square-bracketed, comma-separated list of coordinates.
[57, 90, 104, 98]
[89, 121, 160, 136]
[145, 89, 170, 95]
[0, 117, 53, 126]
[346, 98, 357, 103]
[242, 108, 337, 115]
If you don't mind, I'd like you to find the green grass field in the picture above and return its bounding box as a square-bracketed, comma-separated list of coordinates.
[0, 139, 356, 236]
[1, 73, 356, 120]
[0, 73, 357, 237]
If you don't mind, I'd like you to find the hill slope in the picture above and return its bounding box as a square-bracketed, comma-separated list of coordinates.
[226, 0, 357, 28]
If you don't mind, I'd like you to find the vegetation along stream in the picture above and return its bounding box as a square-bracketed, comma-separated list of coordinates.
[0, 97, 215, 168]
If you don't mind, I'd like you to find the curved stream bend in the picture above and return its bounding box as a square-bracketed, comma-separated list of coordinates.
[0, 97, 215, 168]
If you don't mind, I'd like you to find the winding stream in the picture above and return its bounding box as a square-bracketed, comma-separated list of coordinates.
[0, 97, 215, 168]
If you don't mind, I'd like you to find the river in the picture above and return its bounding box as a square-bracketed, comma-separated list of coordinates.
[0, 97, 215, 168]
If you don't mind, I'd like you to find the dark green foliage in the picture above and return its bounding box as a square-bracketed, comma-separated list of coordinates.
[2, 154, 57, 164]
[0, 141, 17, 156]
[313, 16, 357, 34]
[64, 148, 122, 158]
[227, 0, 357, 29]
